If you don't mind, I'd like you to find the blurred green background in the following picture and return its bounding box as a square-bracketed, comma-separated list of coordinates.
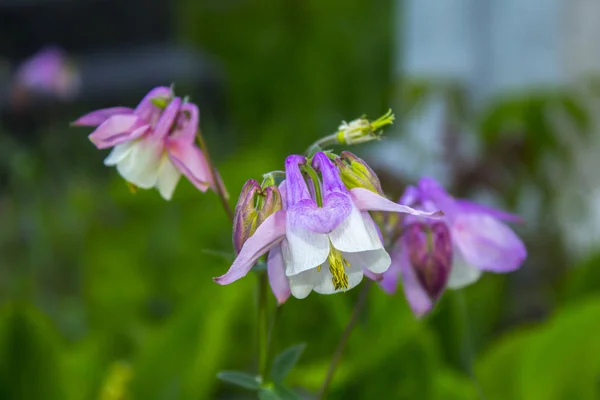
[1, 0, 600, 399]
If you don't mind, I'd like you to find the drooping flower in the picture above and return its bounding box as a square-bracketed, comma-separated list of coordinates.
[214, 152, 443, 303]
[73, 87, 215, 200]
[381, 177, 527, 317]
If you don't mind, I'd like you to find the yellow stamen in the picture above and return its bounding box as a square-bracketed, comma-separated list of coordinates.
[324, 244, 350, 290]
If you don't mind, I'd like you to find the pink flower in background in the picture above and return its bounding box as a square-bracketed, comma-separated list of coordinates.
[381, 177, 527, 317]
[73, 87, 215, 200]
[14, 46, 80, 100]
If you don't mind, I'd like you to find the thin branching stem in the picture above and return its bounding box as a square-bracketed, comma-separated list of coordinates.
[318, 280, 372, 399]
[195, 130, 234, 221]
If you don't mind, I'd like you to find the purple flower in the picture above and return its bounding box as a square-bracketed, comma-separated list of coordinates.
[381, 177, 527, 317]
[215, 152, 443, 303]
[14, 46, 80, 99]
[73, 87, 215, 200]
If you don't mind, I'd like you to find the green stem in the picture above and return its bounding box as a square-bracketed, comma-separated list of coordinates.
[195, 130, 234, 221]
[455, 291, 486, 400]
[318, 280, 372, 399]
[306, 133, 339, 156]
[257, 271, 269, 379]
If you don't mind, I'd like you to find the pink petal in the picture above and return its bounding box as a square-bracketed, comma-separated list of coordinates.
[88, 115, 150, 149]
[134, 86, 173, 122]
[380, 245, 402, 294]
[267, 243, 291, 304]
[169, 102, 199, 143]
[397, 247, 433, 317]
[452, 213, 527, 273]
[455, 200, 524, 223]
[167, 138, 212, 192]
[214, 211, 287, 284]
[350, 188, 444, 219]
[72, 107, 134, 127]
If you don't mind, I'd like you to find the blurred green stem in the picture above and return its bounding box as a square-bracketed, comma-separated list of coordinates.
[306, 134, 338, 156]
[318, 280, 372, 399]
[455, 291, 486, 400]
[195, 130, 234, 221]
[257, 271, 269, 378]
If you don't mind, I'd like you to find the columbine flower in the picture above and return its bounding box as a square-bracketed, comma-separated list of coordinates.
[214, 152, 442, 303]
[12, 46, 80, 103]
[381, 177, 527, 317]
[73, 87, 214, 200]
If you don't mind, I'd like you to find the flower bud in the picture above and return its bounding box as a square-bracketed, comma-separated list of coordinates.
[232, 179, 283, 254]
[257, 185, 283, 225]
[233, 180, 261, 254]
[405, 222, 452, 300]
[335, 109, 395, 145]
[334, 151, 383, 195]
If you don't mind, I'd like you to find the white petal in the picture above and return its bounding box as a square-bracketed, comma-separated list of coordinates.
[104, 141, 135, 166]
[344, 248, 391, 274]
[312, 261, 363, 295]
[447, 250, 483, 289]
[283, 218, 329, 276]
[114, 138, 164, 188]
[288, 267, 319, 299]
[329, 205, 382, 253]
[156, 155, 181, 200]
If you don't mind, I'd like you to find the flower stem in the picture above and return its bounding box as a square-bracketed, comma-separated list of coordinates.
[455, 291, 486, 400]
[318, 280, 372, 399]
[195, 130, 234, 221]
[257, 271, 269, 378]
[306, 134, 339, 156]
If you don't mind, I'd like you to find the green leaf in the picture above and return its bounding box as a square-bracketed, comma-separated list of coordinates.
[216, 370, 261, 390]
[270, 343, 306, 383]
[258, 387, 279, 400]
[257, 384, 302, 400]
[273, 384, 303, 400]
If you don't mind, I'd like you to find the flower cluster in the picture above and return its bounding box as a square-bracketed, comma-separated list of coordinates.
[74, 88, 527, 318]
[215, 151, 443, 303]
[74, 87, 220, 200]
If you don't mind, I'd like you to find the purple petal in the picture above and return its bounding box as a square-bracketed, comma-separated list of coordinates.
[73, 107, 134, 127]
[312, 152, 346, 194]
[455, 200, 524, 223]
[214, 211, 287, 284]
[278, 180, 288, 210]
[284, 155, 310, 209]
[350, 188, 443, 219]
[399, 185, 420, 206]
[451, 213, 527, 273]
[167, 139, 212, 192]
[398, 247, 434, 318]
[268, 243, 291, 304]
[88, 115, 150, 149]
[380, 244, 402, 294]
[289, 192, 352, 233]
[364, 267, 384, 282]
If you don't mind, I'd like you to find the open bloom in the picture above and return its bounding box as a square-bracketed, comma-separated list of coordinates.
[381, 177, 527, 317]
[215, 152, 442, 303]
[73, 87, 214, 200]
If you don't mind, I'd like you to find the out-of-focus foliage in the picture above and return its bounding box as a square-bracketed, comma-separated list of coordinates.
[1, 0, 600, 399]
